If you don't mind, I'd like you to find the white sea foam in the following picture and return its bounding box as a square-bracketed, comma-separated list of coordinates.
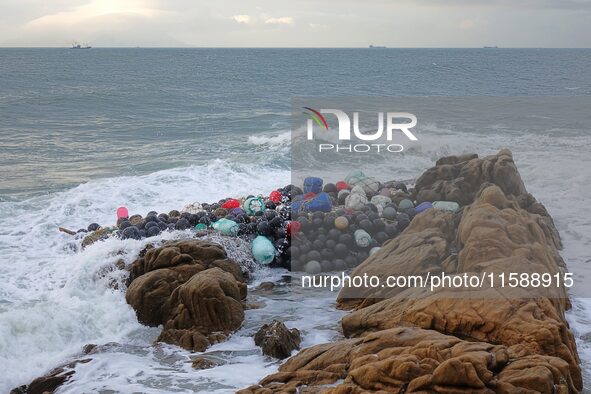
[56, 272, 345, 393]
[247, 130, 291, 146]
[0, 160, 290, 392]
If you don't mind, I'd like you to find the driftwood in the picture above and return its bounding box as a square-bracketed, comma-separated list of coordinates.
[58, 227, 76, 236]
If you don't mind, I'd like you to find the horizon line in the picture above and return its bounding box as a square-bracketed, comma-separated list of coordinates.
[1, 46, 591, 49]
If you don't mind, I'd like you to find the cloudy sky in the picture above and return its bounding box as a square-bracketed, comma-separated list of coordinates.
[1, 0, 590, 47]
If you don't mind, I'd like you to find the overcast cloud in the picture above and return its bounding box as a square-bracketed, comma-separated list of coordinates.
[1, 0, 590, 47]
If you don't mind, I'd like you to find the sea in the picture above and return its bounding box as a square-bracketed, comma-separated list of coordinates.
[0, 48, 590, 392]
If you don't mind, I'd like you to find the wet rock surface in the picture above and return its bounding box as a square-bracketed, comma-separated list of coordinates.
[254, 320, 302, 359]
[239, 327, 577, 394]
[413, 149, 526, 206]
[191, 355, 225, 370]
[241, 150, 582, 394]
[10, 359, 91, 394]
[125, 239, 247, 352]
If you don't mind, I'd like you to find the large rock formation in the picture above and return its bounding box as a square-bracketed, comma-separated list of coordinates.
[239, 327, 577, 394]
[413, 148, 561, 248]
[242, 150, 582, 393]
[125, 239, 247, 351]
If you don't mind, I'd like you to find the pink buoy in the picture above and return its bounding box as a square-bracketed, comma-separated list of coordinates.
[117, 206, 129, 219]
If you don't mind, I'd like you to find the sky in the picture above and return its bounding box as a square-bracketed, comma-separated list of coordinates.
[1, 0, 590, 47]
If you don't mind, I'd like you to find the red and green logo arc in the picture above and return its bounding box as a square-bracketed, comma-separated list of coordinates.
[303, 107, 329, 130]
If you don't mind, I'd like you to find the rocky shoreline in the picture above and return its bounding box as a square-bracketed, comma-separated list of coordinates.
[13, 149, 582, 393]
[241, 150, 581, 393]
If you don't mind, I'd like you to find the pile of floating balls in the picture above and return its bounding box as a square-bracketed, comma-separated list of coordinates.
[71, 171, 460, 273]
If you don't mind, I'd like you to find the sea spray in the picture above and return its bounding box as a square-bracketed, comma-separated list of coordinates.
[0, 161, 289, 391]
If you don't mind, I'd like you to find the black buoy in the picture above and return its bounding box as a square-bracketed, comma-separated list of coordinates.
[338, 233, 353, 245]
[275, 226, 286, 239]
[359, 219, 373, 233]
[147, 226, 161, 237]
[87, 223, 101, 232]
[334, 243, 348, 258]
[345, 255, 358, 268]
[145, 221, 159, 230]
[312, 239, 324, 251]
[374, 231, 389, 245]
[320, 248, 333, 260]
[357, 251, 369, 264]
[372, 219, 385, 232]
[256, 220, 273, 236]
[397, 213, 410, 231]
[320, 260, 335, 272]
[325, 239, 336, 250]
[264, 209, 277, 220]
[307, 250, 321, 262]
[269, 216, 283, 229]
[175, 218, 191, 230]
[145, 215, 158, 223]
[327, 228, 341, 241]
[323, 183, 337, 193]
[275, 238, 288, 253]
[119, 220, 132, 230]
[121, 226, 141, 240]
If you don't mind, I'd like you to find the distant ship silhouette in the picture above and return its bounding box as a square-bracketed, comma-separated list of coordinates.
[369, 44, 386, 49]
[483, 46, 498, 48]
[71, 42, 91, 49]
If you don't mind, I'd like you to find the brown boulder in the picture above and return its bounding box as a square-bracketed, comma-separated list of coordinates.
[125, 239, 247, 352]
[192, 355, 225, 370]
[413, 149, 527, 205]
[128, 239, 230, 282]
[254, 320, 302, 359]
[125, 264, 205, 326]
[257, 281, 275, 291]
[156, 267, 246, 351]
[164, 267, 245, 334]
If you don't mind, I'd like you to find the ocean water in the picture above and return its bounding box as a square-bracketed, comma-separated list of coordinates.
[0, 48, 591, 392]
